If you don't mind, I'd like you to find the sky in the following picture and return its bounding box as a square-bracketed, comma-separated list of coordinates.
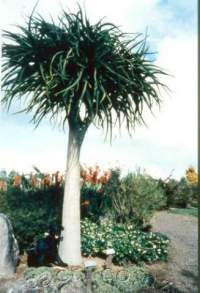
[0, 0, 197, 179]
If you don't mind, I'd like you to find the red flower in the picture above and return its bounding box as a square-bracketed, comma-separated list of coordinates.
[13, 175, 21, 187]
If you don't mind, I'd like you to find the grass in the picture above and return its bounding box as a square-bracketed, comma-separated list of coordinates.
[169, 207, 198, 217]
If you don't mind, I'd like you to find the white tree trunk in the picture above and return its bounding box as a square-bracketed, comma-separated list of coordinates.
[58, 126, 83, 266]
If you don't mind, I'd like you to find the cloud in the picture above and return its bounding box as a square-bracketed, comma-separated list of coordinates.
[80, 31, 197, 179]
[0, 0, 197, 179]
[0, 115, 68, 173]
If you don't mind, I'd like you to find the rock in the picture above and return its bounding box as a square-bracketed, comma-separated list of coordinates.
[0, 213, 19, 277]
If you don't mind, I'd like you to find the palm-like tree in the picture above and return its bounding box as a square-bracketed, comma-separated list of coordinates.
[2, 7, 167, 265]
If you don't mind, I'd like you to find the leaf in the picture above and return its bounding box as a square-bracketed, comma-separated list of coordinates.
[1, 5, 168, 138]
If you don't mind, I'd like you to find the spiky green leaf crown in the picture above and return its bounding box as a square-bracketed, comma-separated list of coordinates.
[2, 7, 168, 137]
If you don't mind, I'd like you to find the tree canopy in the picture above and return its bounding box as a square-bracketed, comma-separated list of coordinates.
[2, 7, 167, 138]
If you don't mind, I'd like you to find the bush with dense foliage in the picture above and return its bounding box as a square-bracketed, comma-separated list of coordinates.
[102, 169, 166, 225]
[0, 185, 63, 252]
[81, 218, 169, 265]
[0, 185, 169, 265]
[81, 184, 107, 220]
[159, 177, 197, 208]
[175, 178, 192, 208]
[0, 180, 108, 251]
[0, 185, 105, 251]
[0, 166, 169, 254]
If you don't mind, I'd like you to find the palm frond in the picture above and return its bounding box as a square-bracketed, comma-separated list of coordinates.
[2, 6, 169, 139]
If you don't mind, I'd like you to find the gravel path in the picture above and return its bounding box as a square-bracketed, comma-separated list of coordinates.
[150, 211, 198, 293]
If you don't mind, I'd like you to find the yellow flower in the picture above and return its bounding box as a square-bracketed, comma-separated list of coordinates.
[186, 167, 198, 185]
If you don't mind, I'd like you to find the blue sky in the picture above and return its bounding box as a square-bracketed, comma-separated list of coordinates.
[0, 0, 197, 179]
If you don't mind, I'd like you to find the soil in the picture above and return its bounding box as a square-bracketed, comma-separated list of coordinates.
[147, 210, 198, 293]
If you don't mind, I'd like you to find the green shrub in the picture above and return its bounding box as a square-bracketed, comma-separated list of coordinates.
[0, 168, 168, 260]
[0, 186, 63, 252]
[189, 185, 199, 207]
[175, 178, 191, 208]
[158, 178, 178, 208]
[81, 218, 169, 265]
[0, 183, 108, 251]
[159, 177, 195, 208]
[103, 169, 166, 225]
[81, 184, 108, 221]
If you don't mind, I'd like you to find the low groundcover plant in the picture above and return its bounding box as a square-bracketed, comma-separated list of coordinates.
[24, 265, 153, 292]
[81, 218, 169, 265]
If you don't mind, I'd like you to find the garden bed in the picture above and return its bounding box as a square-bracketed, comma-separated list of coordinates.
[1, 259, 154, 292]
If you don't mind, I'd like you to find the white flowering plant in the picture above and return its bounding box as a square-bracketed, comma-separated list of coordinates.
[81, 218, 169, 265]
